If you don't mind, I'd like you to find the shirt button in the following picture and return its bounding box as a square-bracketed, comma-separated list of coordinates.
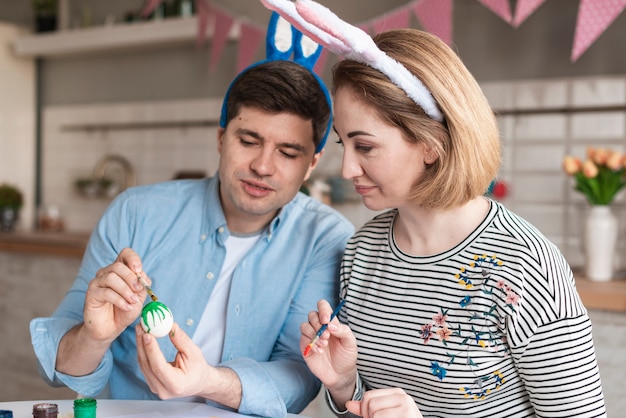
[218, 226, 225, 233]
[235, 305, 240, 316]
[206, 272, 214, 280]
[200, 234, 207, 241]
[186, 318, 194, 326]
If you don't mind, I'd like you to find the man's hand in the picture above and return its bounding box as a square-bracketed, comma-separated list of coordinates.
[56, 248, 149, 376]
[82, 248, 149, 343]
[136, 323, 243, 409]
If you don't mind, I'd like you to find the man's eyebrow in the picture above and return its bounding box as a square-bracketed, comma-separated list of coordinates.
[281, 143, 307, 153]
[236, 128, 263, 140]
[236, 128, 308, 153]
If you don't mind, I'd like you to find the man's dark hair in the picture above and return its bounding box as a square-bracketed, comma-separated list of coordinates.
[223, 60, 331, 152]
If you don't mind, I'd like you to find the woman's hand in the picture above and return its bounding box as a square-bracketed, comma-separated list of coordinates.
[300, 299, 359, 406]
[346, 388, 423, 418]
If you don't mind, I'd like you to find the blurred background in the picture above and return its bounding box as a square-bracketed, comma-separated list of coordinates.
[1, 1, 626, 415]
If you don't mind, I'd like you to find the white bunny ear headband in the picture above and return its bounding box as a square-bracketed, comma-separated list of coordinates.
[219, 11, 332, 153]
[260, 0, 444, 122]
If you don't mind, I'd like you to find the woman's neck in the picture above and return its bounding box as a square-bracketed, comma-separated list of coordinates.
[393, 197, 490, 256]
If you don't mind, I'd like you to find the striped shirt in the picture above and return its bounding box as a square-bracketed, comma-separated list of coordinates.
[338, 200, 606, 417]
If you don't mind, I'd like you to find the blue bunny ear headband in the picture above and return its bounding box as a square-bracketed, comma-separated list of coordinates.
[219, 12, 332, 153]
[260, 0, 444, 123]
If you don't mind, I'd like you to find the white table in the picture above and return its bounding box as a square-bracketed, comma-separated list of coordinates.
[0, 399, 309, 418]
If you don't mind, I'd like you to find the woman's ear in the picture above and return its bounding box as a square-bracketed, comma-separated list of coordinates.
[424, 149, 438, 164]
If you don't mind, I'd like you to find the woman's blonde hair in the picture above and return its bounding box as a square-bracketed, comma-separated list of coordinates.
[332, 29, 500, 209]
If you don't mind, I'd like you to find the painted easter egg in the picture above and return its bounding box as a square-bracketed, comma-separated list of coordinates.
[140, 301, 174, 338]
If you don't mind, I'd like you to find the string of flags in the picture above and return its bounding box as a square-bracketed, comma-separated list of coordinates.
[143, 0, 626, 73]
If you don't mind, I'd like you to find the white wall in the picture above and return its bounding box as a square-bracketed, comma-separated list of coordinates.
[483, 75, 626, 272]
[0, 23, 35, 230]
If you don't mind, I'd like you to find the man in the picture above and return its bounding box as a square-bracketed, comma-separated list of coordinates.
[30, 59, 353, 417]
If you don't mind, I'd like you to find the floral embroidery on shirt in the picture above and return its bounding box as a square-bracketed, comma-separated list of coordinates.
[459, 370, 506, 400]
[420, 254, 520, 399]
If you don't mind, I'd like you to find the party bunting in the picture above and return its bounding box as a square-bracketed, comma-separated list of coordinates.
[571, 0, 626, 62]
[476, 0, 512, 23]
[194, 0, 211, 47]
[153, 1, 626, 73]
[512, 0, 547, 27]
[412, 0, 453, 46]
[236, 22, 265, 73]
[208, 5, 235, 71]
[372, 7, 411, 33]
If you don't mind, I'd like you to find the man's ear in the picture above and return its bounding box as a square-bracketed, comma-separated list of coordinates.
[217, 127, 225, 152]
[303, 149, 324, 182]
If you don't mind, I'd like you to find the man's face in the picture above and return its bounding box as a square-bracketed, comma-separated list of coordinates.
[217, 106, 322, 233]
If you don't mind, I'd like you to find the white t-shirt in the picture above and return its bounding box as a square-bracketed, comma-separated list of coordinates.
[192, 232, 262, 366]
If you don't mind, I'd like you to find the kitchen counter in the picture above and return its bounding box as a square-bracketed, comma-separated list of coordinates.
[575, 272, 626, 313]
[1, 231, 624, 312]
[0, 230, 89, 258]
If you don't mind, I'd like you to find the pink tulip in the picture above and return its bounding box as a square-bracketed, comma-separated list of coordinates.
[582, 160, 599, 178]
[592, 148, 609, 165]
[606, 151, 623, 170]
[562, 156, 581, 175]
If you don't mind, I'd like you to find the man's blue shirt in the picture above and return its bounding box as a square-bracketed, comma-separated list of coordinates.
[30, 176, 353, 417]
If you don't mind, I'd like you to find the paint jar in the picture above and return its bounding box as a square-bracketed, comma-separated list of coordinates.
[0, 410, 13, 418]
[73, 398, 97, 418]
[32, 403, 58, 418]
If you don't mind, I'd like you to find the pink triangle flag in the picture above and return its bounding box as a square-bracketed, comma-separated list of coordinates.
[571, 0, 626, 61]
[209, 6, 235, 71]
[512, 0, 546, 27]
[372, 8, 411, 33]
[477, 0, 513, 23]
[313, 47, 329, 76]
[237, 22, 265, 73]
[195, 0, 210, 47]
[141, 0, 165, 18]
[358, 23, 372, 35]
[412, 0, 453, 45]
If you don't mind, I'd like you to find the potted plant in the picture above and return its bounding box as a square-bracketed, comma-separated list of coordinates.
[32, 0, 58, 32]
[562, 146, 626, 281]
[0, 183, 24, 232]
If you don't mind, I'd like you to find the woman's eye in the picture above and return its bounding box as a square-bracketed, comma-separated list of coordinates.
[240, 138, 256, 146]
[356, 145, 373, 153]
[280, 151, 298, 159]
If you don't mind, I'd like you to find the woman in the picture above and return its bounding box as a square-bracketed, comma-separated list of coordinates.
[301, 28, 607, 418]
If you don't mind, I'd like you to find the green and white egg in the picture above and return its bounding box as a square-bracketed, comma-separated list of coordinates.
[140, 301, 174, 338]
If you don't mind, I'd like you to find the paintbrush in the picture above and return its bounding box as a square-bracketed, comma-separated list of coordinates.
[303, 299, 346, 357]
[137, 272, 158, 302]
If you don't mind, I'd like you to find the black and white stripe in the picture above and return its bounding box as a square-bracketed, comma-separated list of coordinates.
[338, 201, 606, 417]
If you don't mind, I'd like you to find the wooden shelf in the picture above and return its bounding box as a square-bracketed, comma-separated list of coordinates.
[0, 231, 89, 258]
[574, 272, 626, 312]
[13, 16, 240, 58]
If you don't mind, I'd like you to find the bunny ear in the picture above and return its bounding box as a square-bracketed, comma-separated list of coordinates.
[293, 31, 322, 70]
[262, 0, 445, 123]
[220, 4, 333, 153]
[266, 12, 296, 61]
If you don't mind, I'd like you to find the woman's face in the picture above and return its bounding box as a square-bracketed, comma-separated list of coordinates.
[333, 87, 431, 212]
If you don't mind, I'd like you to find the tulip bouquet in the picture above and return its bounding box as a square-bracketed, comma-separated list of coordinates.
[562, 146, 626, 205]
